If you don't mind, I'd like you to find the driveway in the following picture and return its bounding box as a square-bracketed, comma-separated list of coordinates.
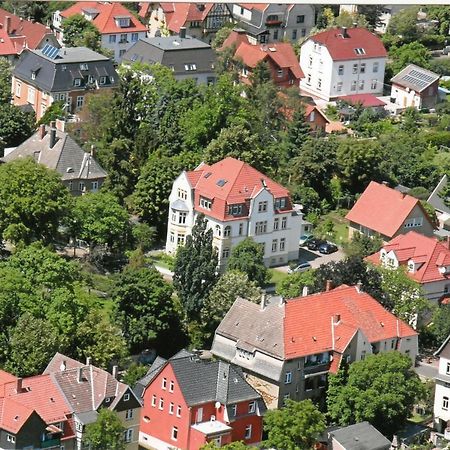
[275, 247, 346, 273]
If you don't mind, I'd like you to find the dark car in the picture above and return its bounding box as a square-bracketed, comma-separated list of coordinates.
[306, 238, 326, 251]
[318, 242, 338, 254]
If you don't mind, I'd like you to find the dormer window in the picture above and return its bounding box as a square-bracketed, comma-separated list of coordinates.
[408, 261, 415, 273]
[74, 78, 81, 87]
[31, 71, 36, 80]
[100, 76, 107, 85]
[80, 63, 88, 71]
[116, 16, 131, 27]
[184, 63, 197, 71]
[354, 48, 366, 55]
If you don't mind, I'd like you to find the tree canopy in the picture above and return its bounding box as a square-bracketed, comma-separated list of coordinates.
[62, 14, 102, 51]
[84, 408, 125, 450]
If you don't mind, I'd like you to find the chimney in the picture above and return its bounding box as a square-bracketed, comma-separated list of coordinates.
[112, 365, 118, 379]
[260, 293, 266, 310]
[77, 367, 83, 383]
[55, 118, 65, 132]
[179, 27, 186, 39]
[60, 360, 66, 372]
[16, 378, 23, 394]
[382, 181, 389, 186]
[86, 356, 92, 366]
[325, 280, 333, 292]
[49, 121, 57, 149]
[5, 16, 11, 34]
[302, 286, 309, 297]
[38, 123, 46, 140]
[446, 236, 450, 251]
[356, 281, 363, 293]
[342, 27, 349, 38]
[333, 314, 341, 324]
[279, 296, 285, 306]
[90, 145, 96, 158]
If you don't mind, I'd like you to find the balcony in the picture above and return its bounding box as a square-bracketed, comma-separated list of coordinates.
[41, 438, 61, 448]
[265, 19, 282, 26]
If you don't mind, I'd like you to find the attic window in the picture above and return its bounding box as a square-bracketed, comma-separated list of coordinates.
[184, 63, 197, 71]
[66, 167, 74, 173]
[354, 48, 366, 55]
[105, 397, 111, 403]
[216, 179, 227, 187]
[124, 393, 130, 401]
[80, 63, 88, 71]
[204, 172, 212, 178]
[31, 71, 37, 80]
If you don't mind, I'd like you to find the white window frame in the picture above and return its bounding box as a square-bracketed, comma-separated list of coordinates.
[244, 425, 252, 439]
[15, 81, 21, 97]
[76, 96, 84, 108]
[162, 378, 167, 390]
[176, 405, 181, 417]
[27, 86, 35, 104]
[171, 426, 178, 441]
[169, 380, 174, 392]
[6, 434, 15, 443]
[169, 402, 174, 414]
[74, 78, 81, 87]
[151, 394, 156, 407]
[124, 429, 133, 443]
[284, 371, 292, 384]
[125, 409, 133, 420]
[444, 396, 449, 410]
[124, 393, 130, 401]
[281, 217, 287, 229]
[248, 400, 256, 413]
[159, 398, 164, 410]
[338, 65, 344, 75]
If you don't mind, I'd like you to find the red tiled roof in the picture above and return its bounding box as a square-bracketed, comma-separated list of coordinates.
[345, 181, 433, 238]
[221, 29, 249, 50]
[0, 28, 19, 56]
[186, 157, 291, 221]
[138, 2, 151, 18]
[60, 2, 147, 34]
[366, 231, 450, 284]
[0, 8, 53, 50]
[2, 374, 71, 424]
[159, 2, 213, 33]
[310, 27, 387, 61]
[0, 397, 35, 434]
[238, 3, 269, 11]
[329, 353, 342, 374]
[304, 104, 330, 123]
[340, 94, 386, 108]
[284, 285, 417, 359]
[234, 42, 303, 80]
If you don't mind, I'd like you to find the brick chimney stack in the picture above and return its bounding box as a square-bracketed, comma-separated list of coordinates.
[325, 280, 333, 292]
[5, 16, 11, 35]
[38, 123, 46, 140]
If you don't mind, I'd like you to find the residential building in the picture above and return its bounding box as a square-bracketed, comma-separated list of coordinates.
[0, 8, 59, 61]
[136, 349, 264, 450]
[366, 231, 450, 305]
[0, 371, 76, 449]
[304, 104, 330, 133]
[326, 422, 391, 450]
[231, 4, 316, 45]
[337, 93, 387, 121]
[428, 175, 450, 233]
[222, 30, 303, 87]
[346, 181, 435, 242]
[44, 353, 142, 450]
[3, 122, 107, 196]
[434, 335, 450, 436]
[122, 31, 216, 84]
[211, 284, 418, 409]
[390, 64, 440, 111]
[141, 2, 232, 43]
[165, 157, 302, 269]
[52, 2, 147, 62]
[12, 45, 118, 121]
[299, 27, 387, 101]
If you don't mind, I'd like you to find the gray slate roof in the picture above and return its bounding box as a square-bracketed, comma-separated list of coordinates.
[133, 356, 167, 398]
[136, 350, 262, 407]
[329, 422, 391, 450]
[391, 64, 440, 93]
[428, 174, 449, 215]
[4, 125, 107, 182]
[13, 47, 118, 92]
[122, 36, 216, 76]
[214, 297, 285, 359]
[435, 333, 450, 359]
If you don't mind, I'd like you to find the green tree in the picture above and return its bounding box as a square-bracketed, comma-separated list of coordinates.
[201, 442, 250, 450]
[430, 305, 450, 345]
[122, 363, 148, 387]
[386, 7, 420, 44]
[276, 270, 316, 299]
[201, 270, 261, 342]
[211, 25, 233, 49]
[132, 222, 155, 252]
[345, 233, 383, 258]
[284, 106, 312, 160]
[358, 5, 384, 29]
[70, 192, 130, 252]
[0, 103, 35, 150]
[76, 309, 128, 370]
[250, 60, 272, 85]
[327, 352, 425, 437]
[173, 214, 219, 320]
[62, 14, 102, 51]
[114, 266, 181, 353]
[264, 399, 326, 450]
[400, 107, 421, 132]
[0, 158, 71, 245]
[0, 57, 12, 104]
[6, 313, 64, 376]
[389, 42, 431, 75]
[84, 408, 125, 450]
[377, 266, 430, 324]
[227, 238, 269, 287]
[37, 101, 65, 126]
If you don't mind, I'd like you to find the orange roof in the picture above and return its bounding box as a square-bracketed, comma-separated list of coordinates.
[2, 374, 71, 424]
[0, 397, 36, 433]
[284, 285, 417, 359]
[234, 42, 303, 79]
[304, 104, 330, 124]
[366, 231, 450, 284]
[60, 2, 147, 34]
[0, 8, 53, 50]
[221, 29, 249, 50]
[186, 157, 291, 221]
[345, 181, 433, 238]
[138, 2, 151, 18]
[238, 3, 269, 11]
[159, 2, 213, 33]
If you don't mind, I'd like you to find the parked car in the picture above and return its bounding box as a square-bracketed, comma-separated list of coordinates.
[299, 234, 313, 246]
[318, 242, 338, 254]
[307, 238, 326, 251]
[288, 261, 312, 274]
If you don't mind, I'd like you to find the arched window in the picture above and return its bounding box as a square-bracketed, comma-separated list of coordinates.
[215, 225, 221, 237]
[224, 225, 231, 237]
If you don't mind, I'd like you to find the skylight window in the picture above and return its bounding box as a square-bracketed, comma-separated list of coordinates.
[216, 179, 227, 187]
[204, 172, 212, 178]
[354, 48, 366, 55]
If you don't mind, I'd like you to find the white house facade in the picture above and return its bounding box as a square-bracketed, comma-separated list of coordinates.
[434, 336, 450, 437]
[299, 27, 387, 101]
[165, 157, 302, 269]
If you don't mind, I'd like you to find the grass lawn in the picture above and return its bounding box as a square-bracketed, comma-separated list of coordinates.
[268, 268, 289, 285]
[408, 413, 432, 424]
[316, 210, 349, 246]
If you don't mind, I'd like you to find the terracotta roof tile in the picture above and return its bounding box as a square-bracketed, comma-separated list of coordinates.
[284, 285, 417, 358]
[60, 2, 147, 34]
[0, 397, 35, 434]
[367, 231, 450, 284]
[238, 3, 269, 11]
[345, 181, 433, 238]
[310, 27, 387, 61]
[340, 93, 386, 108]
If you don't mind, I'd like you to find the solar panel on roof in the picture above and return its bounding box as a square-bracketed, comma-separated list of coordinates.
[42, 44, 59, 60]
[409, 69, 435, 82]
